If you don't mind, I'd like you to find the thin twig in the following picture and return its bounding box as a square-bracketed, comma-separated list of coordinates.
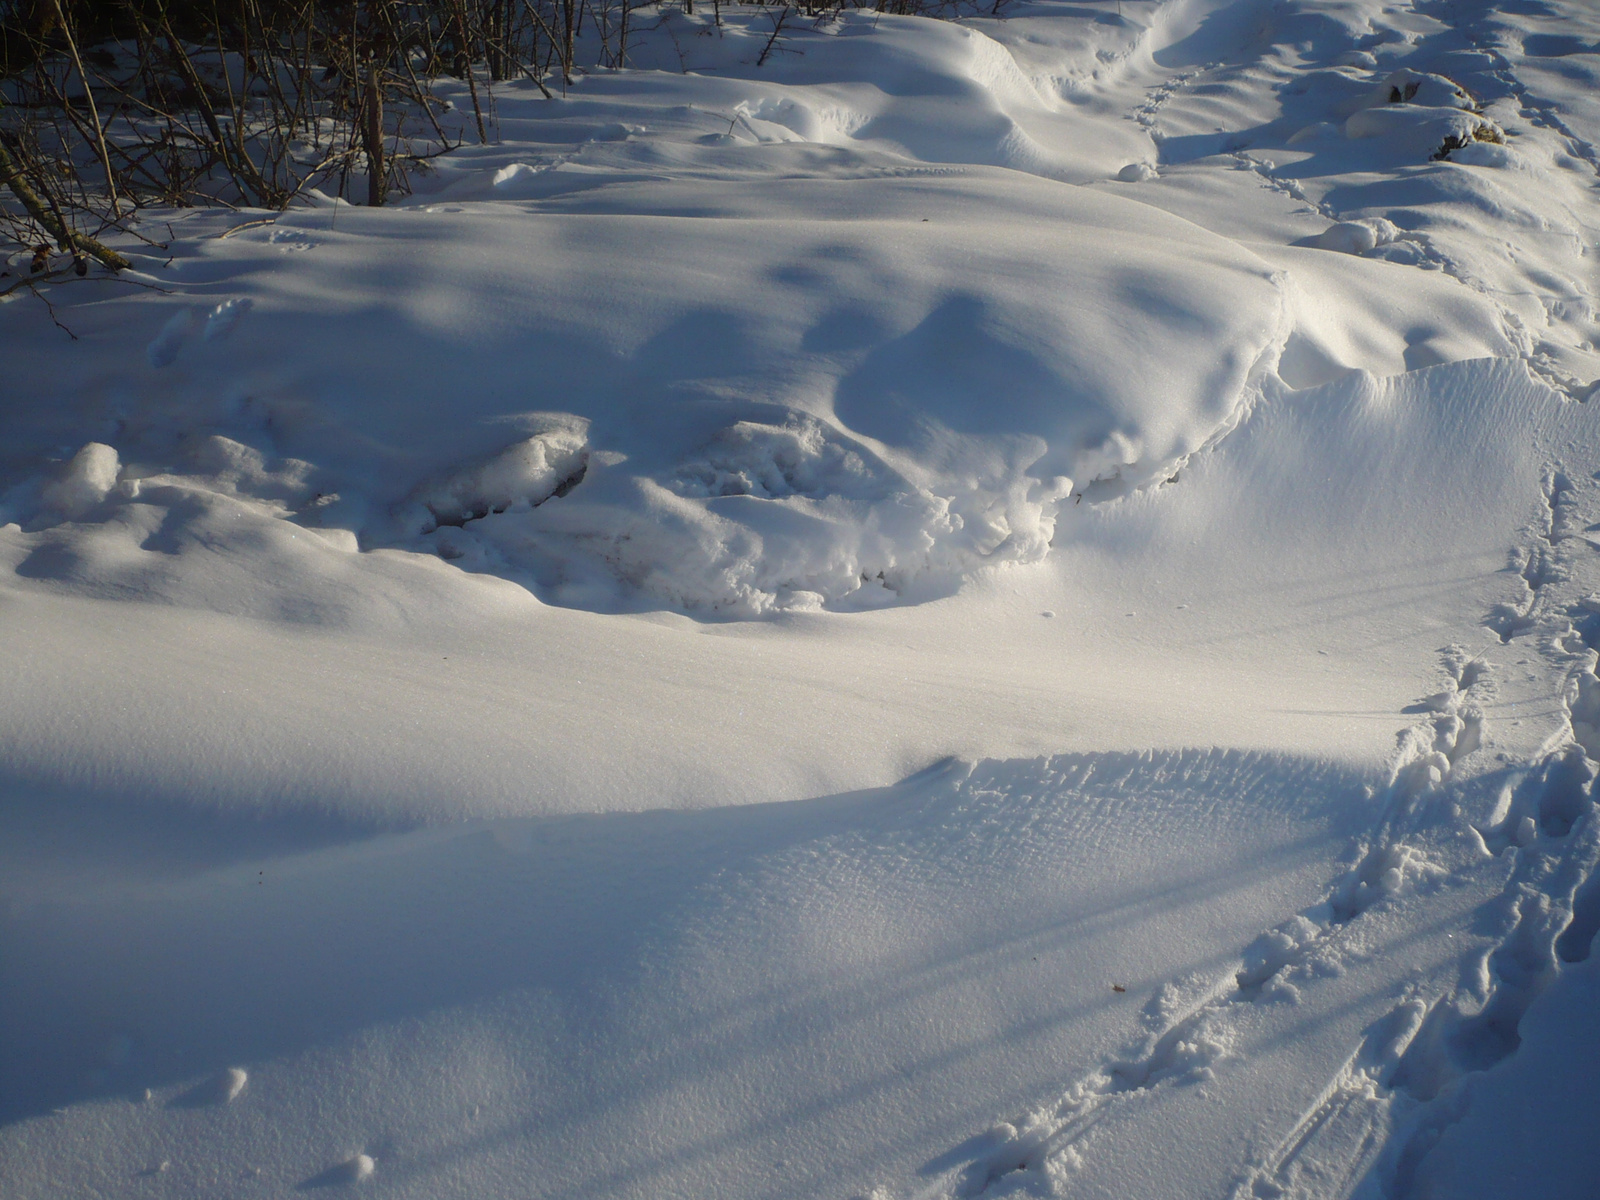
[46, 0, 121, 213]
[21, 277, 79, 338]
[756, 6, 792, 67]
[0, 131, 131, 269]
[0, 265, 174, 299]
[217, 215, 280, 238]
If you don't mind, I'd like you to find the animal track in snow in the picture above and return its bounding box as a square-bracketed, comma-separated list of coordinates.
[204, 297, 253, 343]
[1232, 613, 1600, 1198]
[145, 309, 196, 368]
[267, 226, 319, 252]
[943, 770, 1445, 1199]
[951, 987, 1238, 1198]
[1129, 67, 1207, 137]
[145, 298, 254, 367]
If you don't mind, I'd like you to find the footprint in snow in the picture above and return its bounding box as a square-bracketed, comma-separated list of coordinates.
[204, 297, 252, 343]
[268, 227, 318, 252]
[146, 299, 253, 366]
[146, 309, 196, 367]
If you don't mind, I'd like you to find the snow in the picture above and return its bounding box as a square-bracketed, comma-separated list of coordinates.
[3, 0, 1600, 1196]
[38, 442, 120, 518]
[1310, 217, 1399, 255]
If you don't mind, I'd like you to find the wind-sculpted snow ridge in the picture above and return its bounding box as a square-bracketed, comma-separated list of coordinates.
[4, 717, 1591, 1199]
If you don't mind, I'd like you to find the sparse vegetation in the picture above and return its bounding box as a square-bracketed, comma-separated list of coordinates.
[1432, 120, 1505, 161]
[0, 0, 996, 277]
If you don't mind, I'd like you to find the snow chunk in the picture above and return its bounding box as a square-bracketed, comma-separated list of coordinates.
[1312, 218, 1399, 255]
[176, 1065, 249, 1106]
[310, 1153, 375, 1185]
[221, 1066, 248, 1102]
[1362, 69, 1475, 113]
[491, 162, 553, 192]
[41, 443, 120, 518]
[1115, 162, 1157, 182]
[588, 122, 644, 143]
[402, 421, 589, 534]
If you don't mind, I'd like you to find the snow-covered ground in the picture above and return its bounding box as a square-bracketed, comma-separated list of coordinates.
[4, 0, 1600, 1195]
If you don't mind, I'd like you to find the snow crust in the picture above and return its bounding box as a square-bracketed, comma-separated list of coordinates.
[5, 0, 1600, 1196]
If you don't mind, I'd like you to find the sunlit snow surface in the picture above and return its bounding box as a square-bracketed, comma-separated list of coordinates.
[4, 0, 1600, 1196]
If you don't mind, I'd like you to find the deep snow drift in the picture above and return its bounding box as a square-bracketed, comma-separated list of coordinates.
[4, 0, 1600, 1197]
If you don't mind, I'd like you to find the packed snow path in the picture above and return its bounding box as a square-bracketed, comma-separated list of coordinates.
[4, 0, 1600, 1197]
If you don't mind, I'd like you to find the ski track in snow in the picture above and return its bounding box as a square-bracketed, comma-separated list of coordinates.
[912, 632, 1600, 1200]
[901, 464, 1600, 1200]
